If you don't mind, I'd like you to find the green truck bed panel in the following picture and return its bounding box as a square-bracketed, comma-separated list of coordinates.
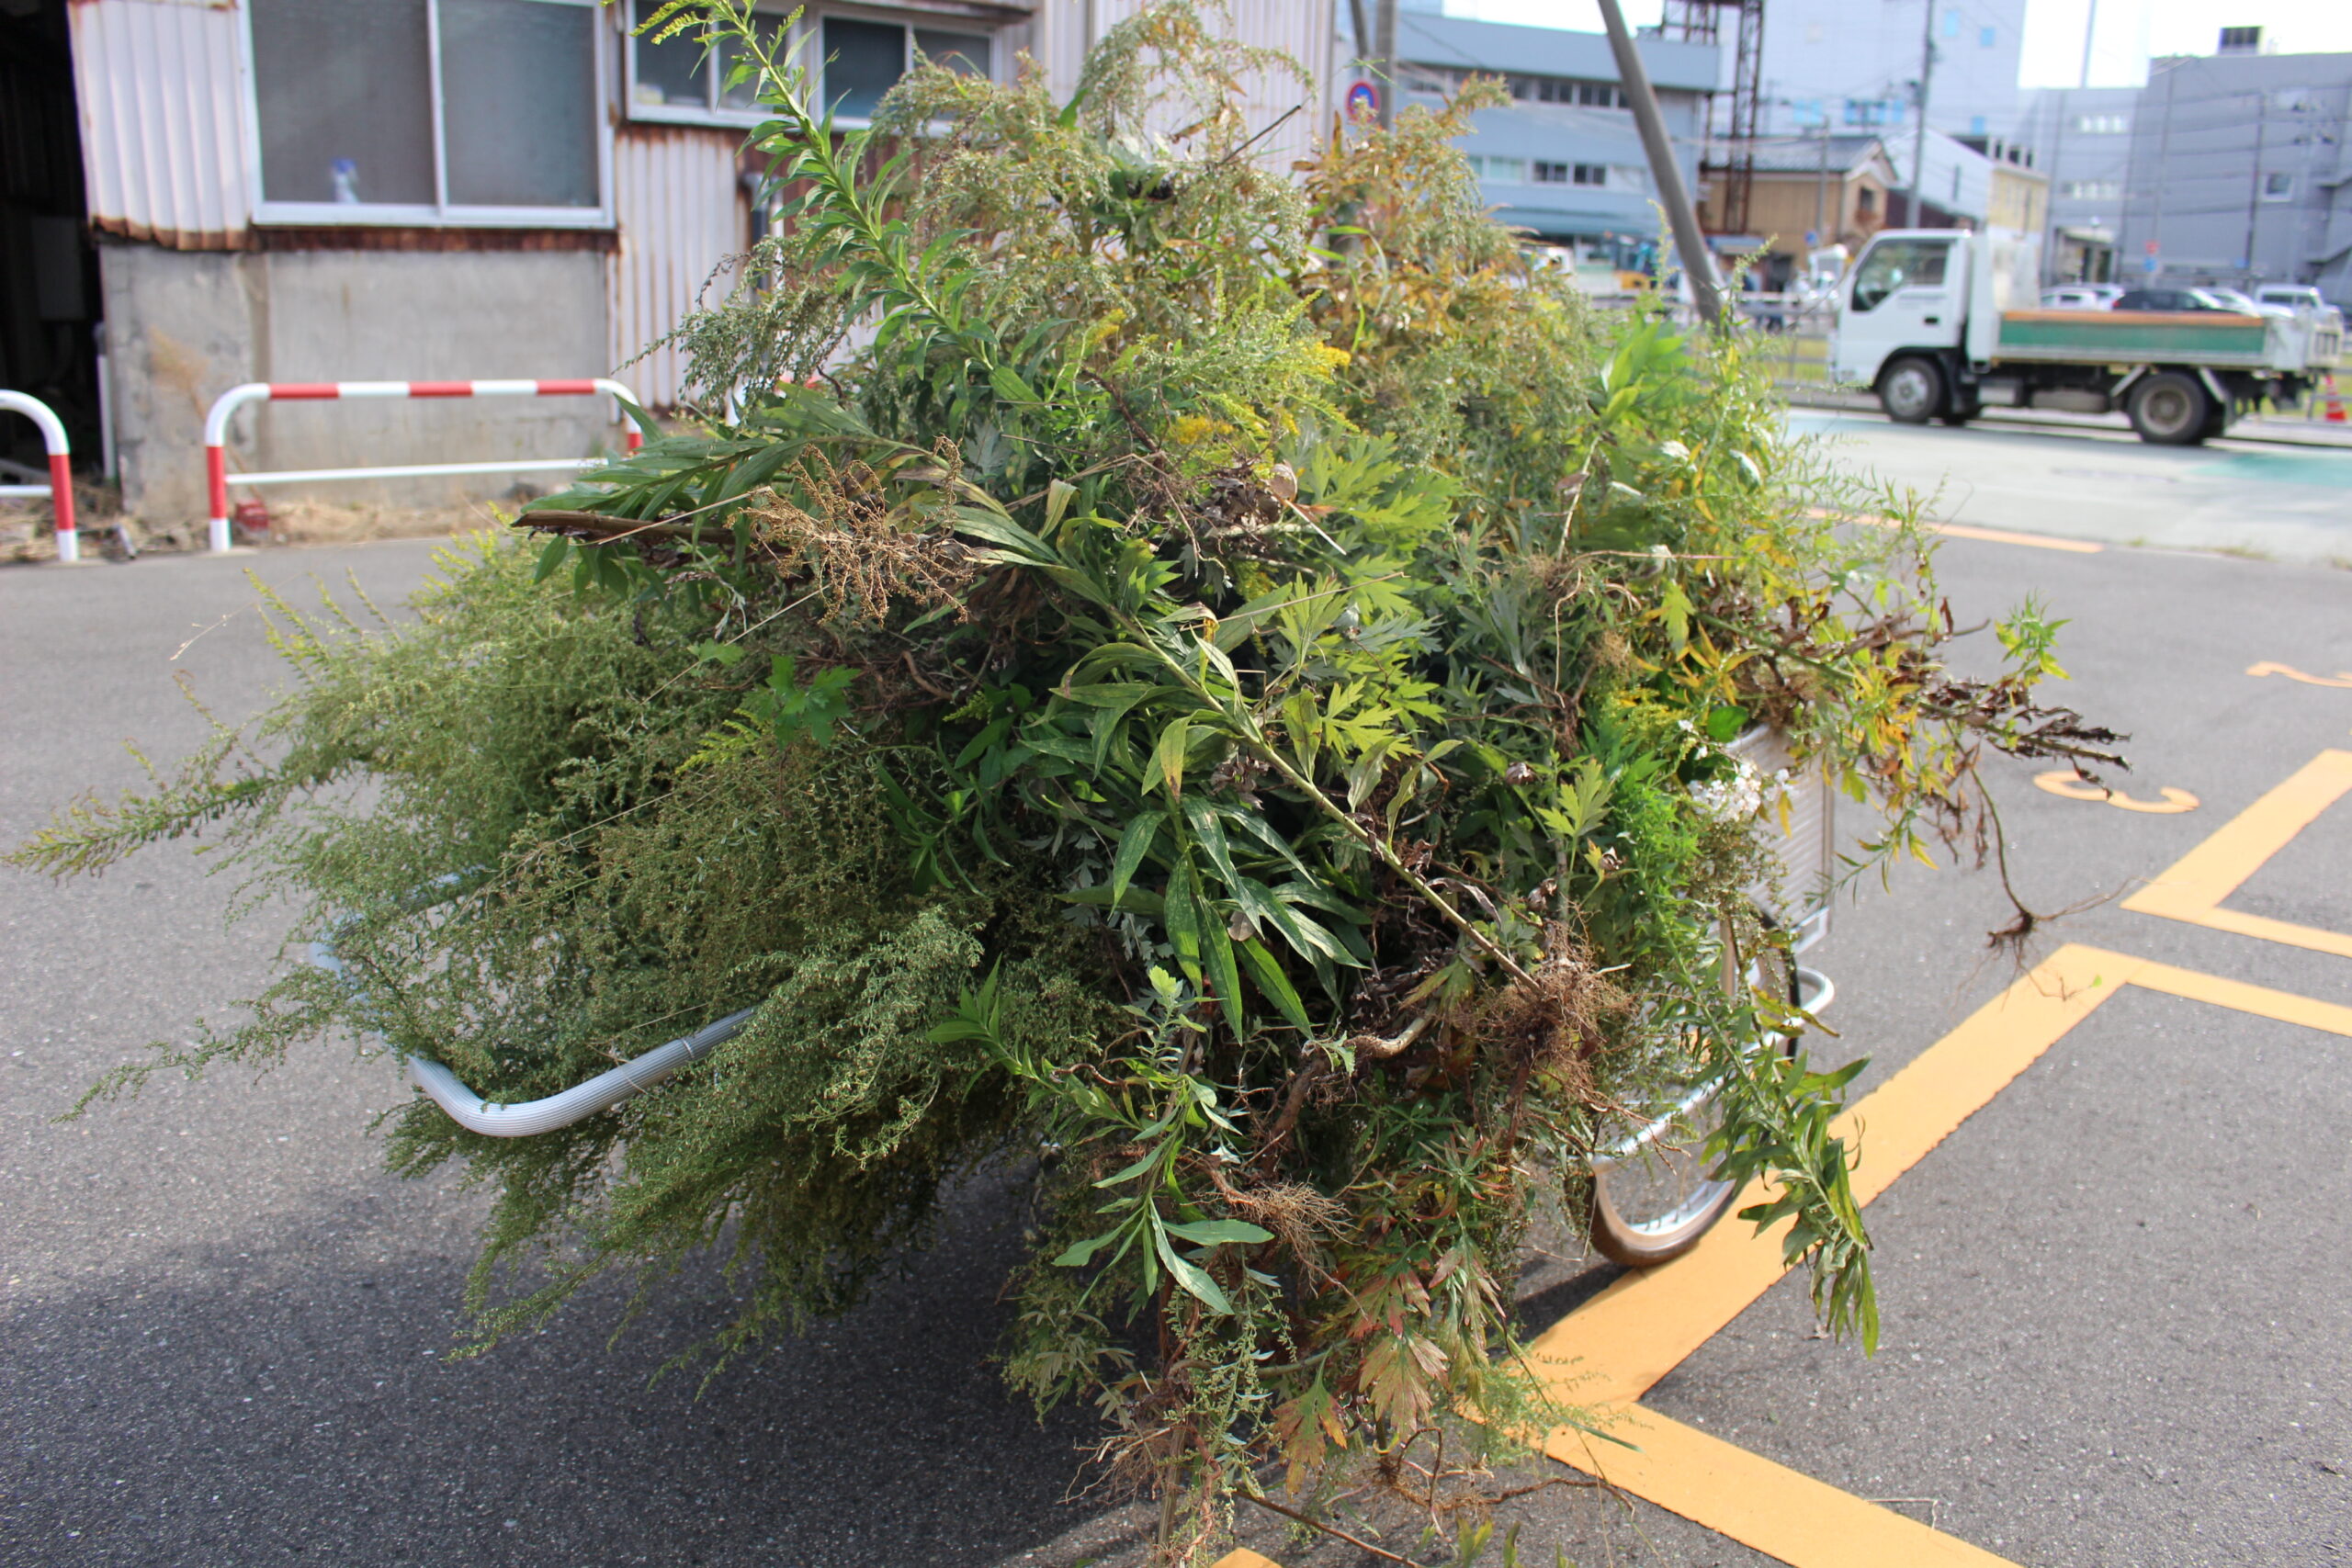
[1992, 310, 2270, 366]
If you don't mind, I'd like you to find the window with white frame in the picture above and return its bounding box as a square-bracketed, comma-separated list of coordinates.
[628, 4, 990, 125]
[1532, 162, 1609, 187]
[1466, 155, 1527, 185]
[2262, 171, 2294, 201]
[248, 0, 607, 223]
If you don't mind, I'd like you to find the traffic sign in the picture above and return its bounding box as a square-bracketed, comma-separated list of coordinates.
[1346, 80, 1380, 119]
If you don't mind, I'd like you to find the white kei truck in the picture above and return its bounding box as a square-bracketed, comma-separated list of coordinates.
[1829, 229, 2345, 445]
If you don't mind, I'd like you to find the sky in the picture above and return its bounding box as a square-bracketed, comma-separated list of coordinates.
[1445, 0, 2352, 88]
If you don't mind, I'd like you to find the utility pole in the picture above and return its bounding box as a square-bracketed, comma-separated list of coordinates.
[1909, 0, 1937, 225]
[2241, 92, 2269, 281]
[1814, 116, 1831, 242]
[2145, 59, 2176, 276]
[1596, 0, 1725, 326]
[1374, 0, 1396, 131]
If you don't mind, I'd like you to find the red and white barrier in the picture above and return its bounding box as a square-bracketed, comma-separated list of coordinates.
[202, 378, 647, 553]
[0, 390, 78, 563]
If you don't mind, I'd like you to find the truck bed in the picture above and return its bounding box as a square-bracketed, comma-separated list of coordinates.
[1991, 310, 2342, 372]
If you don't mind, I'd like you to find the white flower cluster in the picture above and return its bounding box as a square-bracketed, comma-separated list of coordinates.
[1688, 755, 1767, 825]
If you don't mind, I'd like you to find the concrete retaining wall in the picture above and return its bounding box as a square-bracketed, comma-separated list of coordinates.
[101, 244, 620, 526]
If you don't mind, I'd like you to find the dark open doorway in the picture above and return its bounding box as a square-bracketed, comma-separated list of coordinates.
[1, 0, 104, 482]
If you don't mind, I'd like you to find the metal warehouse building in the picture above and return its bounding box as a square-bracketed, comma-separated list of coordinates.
[3, 0, 1331, 529]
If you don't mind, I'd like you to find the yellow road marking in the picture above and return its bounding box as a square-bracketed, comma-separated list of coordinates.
[1925, 521, 2104, 553]
[1231, 942, 2352, 1568]
[2121, 748, 2352, 958]
[1531, 945, 2121, 1408]
[2032, 769, 2199, 813]
[2125, 955, 2352, 1033]
[1543, 1410, 2014, 1568]
[2246, 660, 2352, 689]
[1823, 509, 2106, 554]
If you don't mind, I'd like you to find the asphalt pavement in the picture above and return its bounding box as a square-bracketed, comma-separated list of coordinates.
[4, 435, 2351, 1568]
[1786, 408, 2352, 566]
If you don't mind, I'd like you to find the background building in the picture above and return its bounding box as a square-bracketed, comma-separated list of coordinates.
[2012, 85, 2141, 283]
[3, 0, 1333, 527]
[1702, 134, 1895, 285]
[1756, 0, 2026, 143]
[2112, 39, 2352, 303]
[1387, 11, 1717, 268]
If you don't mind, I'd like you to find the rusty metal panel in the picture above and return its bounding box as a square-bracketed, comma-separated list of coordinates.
[71, 0, 255, 251]
[609, 124, 749, 408]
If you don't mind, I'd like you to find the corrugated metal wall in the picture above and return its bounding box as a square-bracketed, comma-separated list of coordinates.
[69, 0, 254, 250]
[609, 125, 748, 408]
[1020, 0, 1334, 172]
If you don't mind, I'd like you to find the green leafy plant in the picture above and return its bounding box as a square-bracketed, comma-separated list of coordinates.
[15, 6, 2121, 1562]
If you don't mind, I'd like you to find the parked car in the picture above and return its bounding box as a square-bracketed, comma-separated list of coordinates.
[2041, 285, 2121, 310]
[2248, 284, 2346, 333]
[2201, 287, 2293, 319]
[2255, 284, 2331, 313]
[2110, 288, 2242, 312]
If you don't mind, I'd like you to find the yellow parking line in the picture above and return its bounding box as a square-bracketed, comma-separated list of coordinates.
[2126, 955, 2352, 1033]
[1818, 508, 2106, 554]
[1927, 521, 2104, 553]
[2121, 748, 2352, 958]
[1229, 942, 2352, 1568]
[1543, 1409, 2015, 1568]
[1529, 944, 2126, 1407]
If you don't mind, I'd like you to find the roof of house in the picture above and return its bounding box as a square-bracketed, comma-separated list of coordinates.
[1394, 13, 1720, 95]
[1425, 97, 1650, 164]
[1737, 135, 1892, 177]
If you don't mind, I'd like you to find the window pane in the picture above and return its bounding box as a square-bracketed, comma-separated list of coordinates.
[1850, 239, 1948, 310]
[442, 0, 600, 208]
[824, 17, 904, 118]
[252, 0, 435, 205]
[912, 28, 989, 76]
[632, 0, 708, 107]
[717, 12, 791, 109]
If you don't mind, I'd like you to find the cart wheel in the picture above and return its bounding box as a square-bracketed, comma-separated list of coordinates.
[1587, 1081, 1741, 1268]
[1586, 939, 1810, 1269]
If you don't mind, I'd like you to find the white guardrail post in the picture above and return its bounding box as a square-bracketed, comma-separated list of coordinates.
[201, 378, 647, 553]
[0, 390, 78, 563]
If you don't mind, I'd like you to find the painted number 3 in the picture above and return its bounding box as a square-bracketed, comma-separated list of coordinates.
[2034, 771, 2200, 814]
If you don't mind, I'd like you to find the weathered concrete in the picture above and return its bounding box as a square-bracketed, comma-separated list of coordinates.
[100, 245, 624, 528]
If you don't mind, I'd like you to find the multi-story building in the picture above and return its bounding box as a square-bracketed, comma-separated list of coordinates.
[2111, 39, 2352, 304]
[2011, 85, 2141, 283]
[1387, 10, 1716, 266]
[6, 0, 1334, 527]
[1756, 0, 2027, 144]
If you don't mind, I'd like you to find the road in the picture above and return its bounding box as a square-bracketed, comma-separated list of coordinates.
[1787, 408, 2352, 566]
[3, 446, 2349, 1567]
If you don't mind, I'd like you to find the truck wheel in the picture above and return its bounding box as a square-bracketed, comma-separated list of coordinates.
[1879, 356, 1945, 424]
[2128, 373, 2211, 446]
